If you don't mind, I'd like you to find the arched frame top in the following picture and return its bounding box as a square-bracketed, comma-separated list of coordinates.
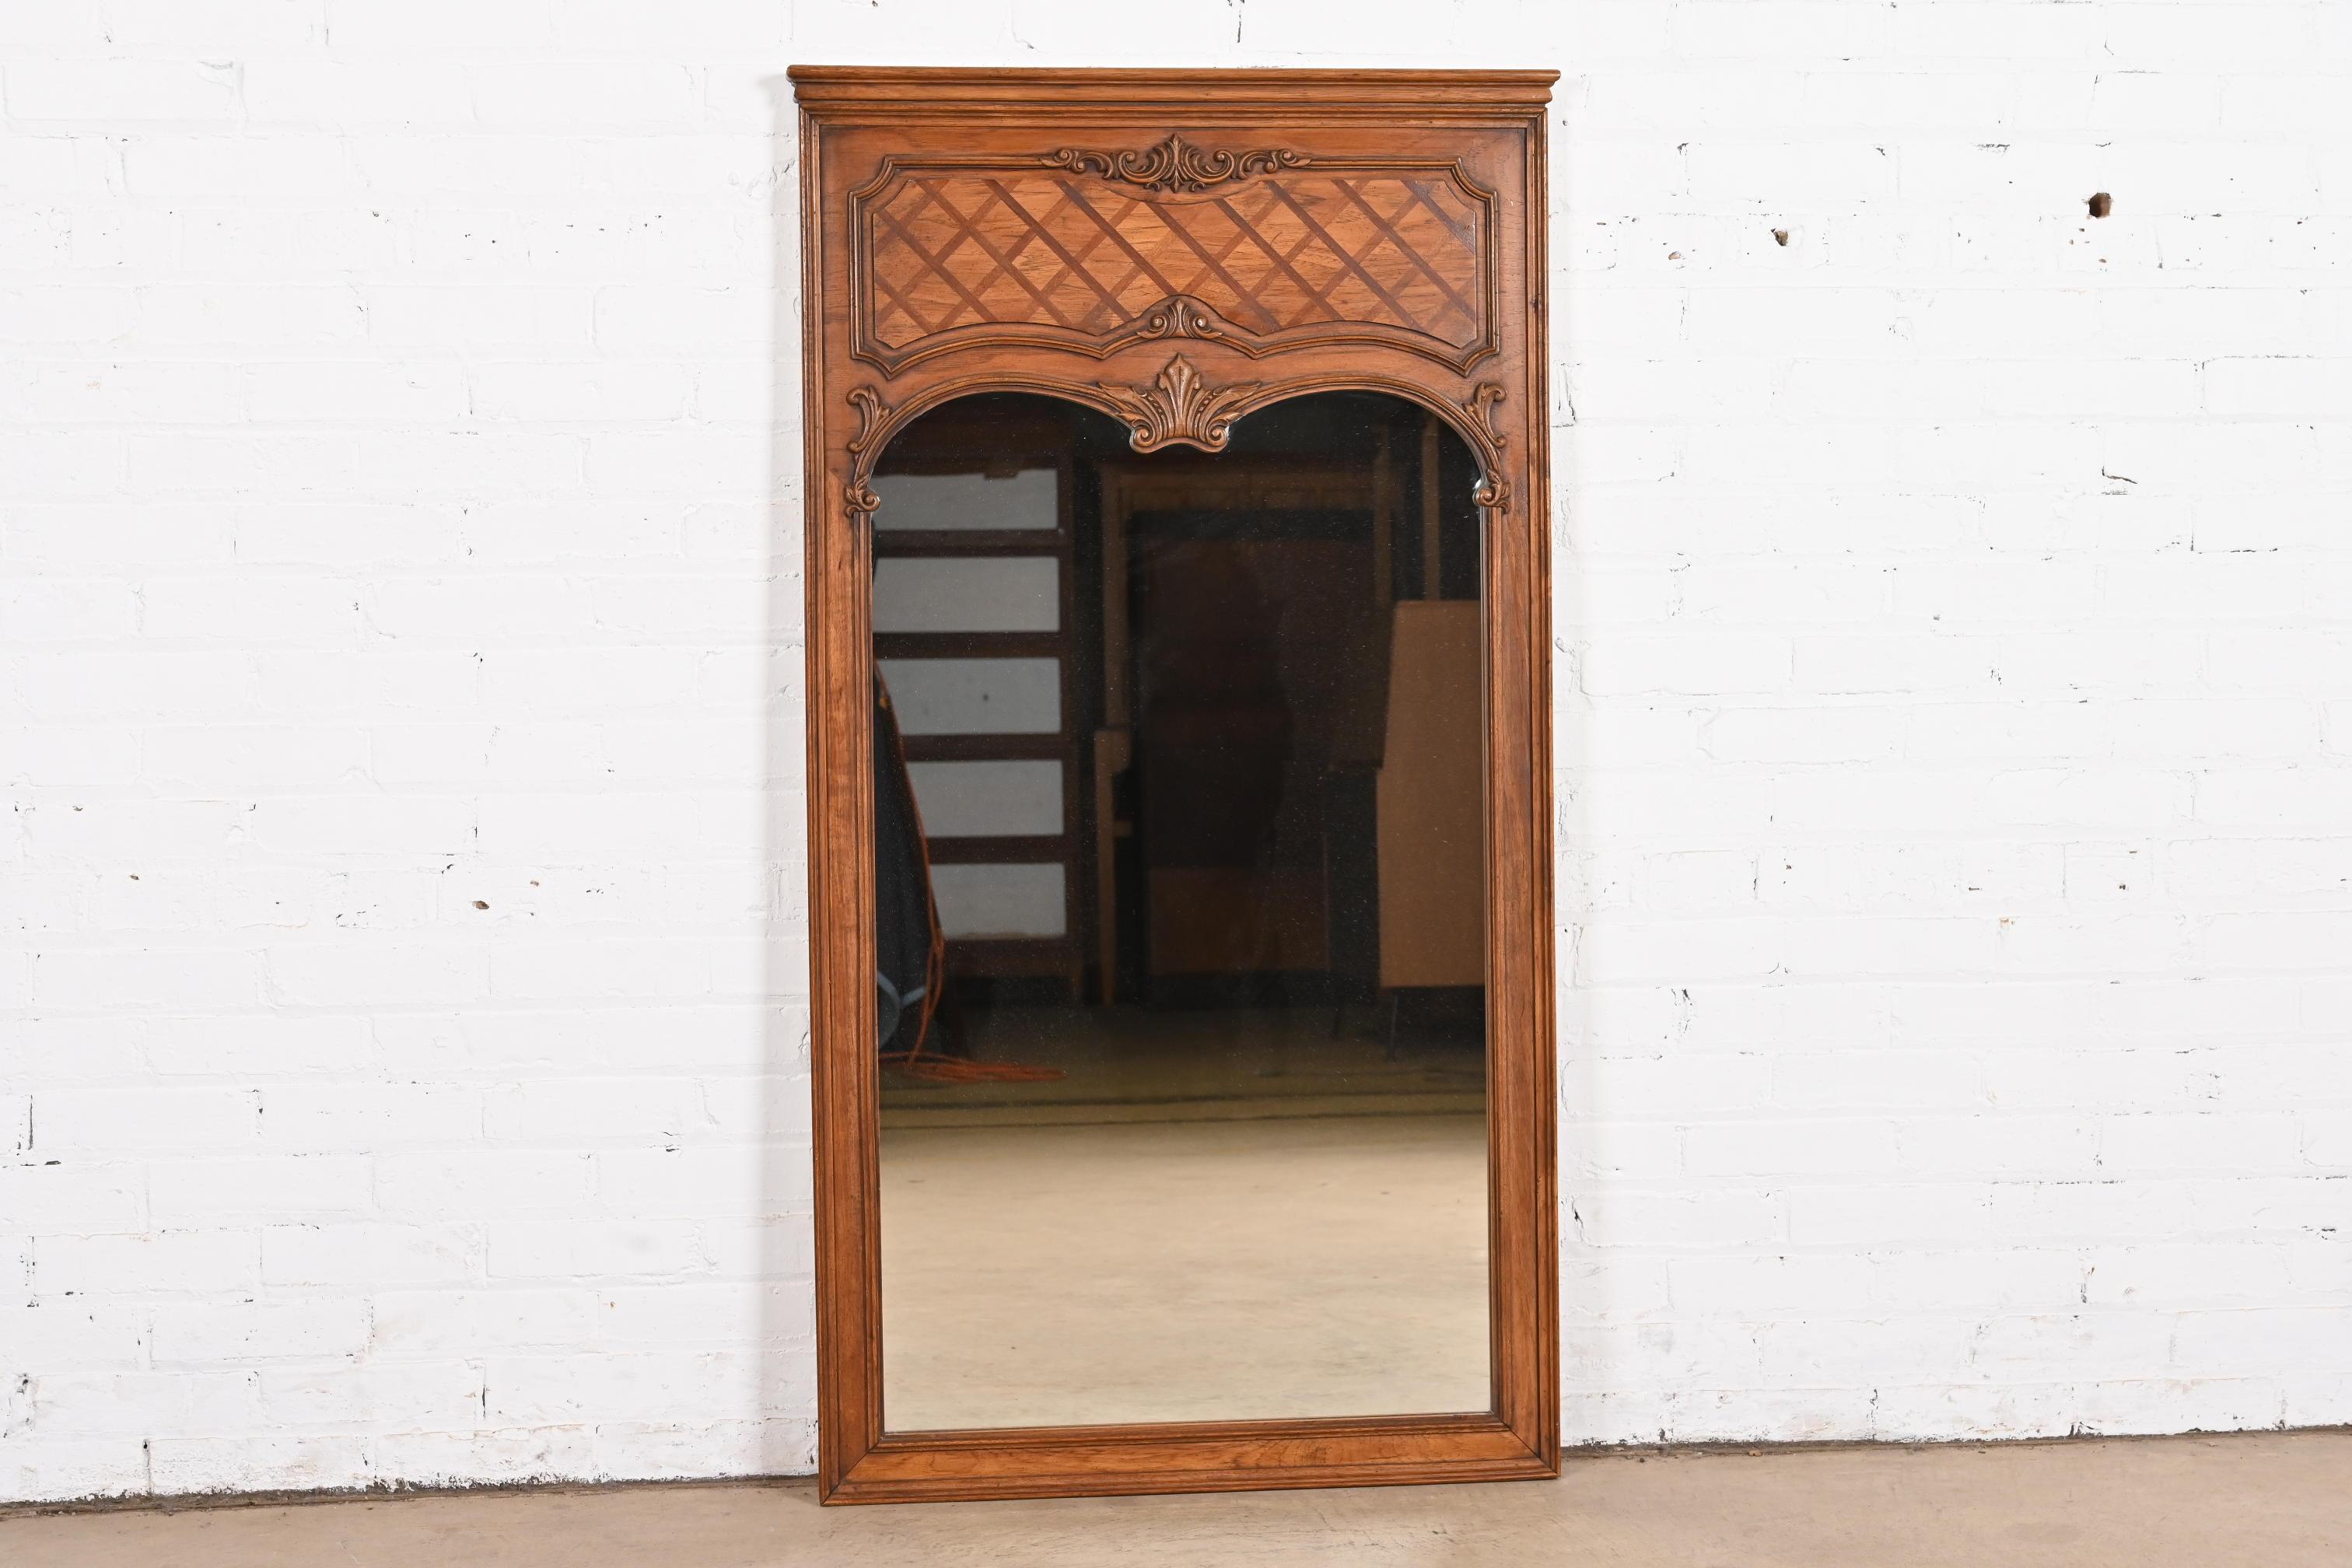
[792, 66, 1558, 1506]
[842, 365, 1514, 518]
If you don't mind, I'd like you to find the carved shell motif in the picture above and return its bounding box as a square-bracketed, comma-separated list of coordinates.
[1095, 355, 1260, 454]
[1046, 134, 1307, 194]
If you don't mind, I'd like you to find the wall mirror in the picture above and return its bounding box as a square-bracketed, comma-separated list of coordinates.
[792, 68, 1558, 1502]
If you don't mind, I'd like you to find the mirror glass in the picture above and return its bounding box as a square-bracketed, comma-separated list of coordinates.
[870, 391, 1489, 1430]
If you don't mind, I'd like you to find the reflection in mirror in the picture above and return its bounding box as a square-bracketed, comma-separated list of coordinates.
[872, 392, 1488, 1430]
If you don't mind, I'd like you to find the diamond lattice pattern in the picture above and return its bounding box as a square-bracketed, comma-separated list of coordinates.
[867, 173, 1486, 350]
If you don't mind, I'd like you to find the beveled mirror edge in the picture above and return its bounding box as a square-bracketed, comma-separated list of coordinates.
[795, 66, 1559, 1503]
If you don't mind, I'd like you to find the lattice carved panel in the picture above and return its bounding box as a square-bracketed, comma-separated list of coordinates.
[850, 143, 1496, 374]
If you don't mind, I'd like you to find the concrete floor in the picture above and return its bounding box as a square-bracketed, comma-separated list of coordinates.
[880, 1111, 1489, 1429]
[9, 1432, 2346, 1566]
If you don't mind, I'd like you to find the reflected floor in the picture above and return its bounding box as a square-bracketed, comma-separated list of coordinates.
[880, 1109, 1488, 1430]
[880, 1003, 1485, 1127]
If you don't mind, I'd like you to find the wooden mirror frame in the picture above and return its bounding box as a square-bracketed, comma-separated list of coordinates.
[791, 67, 1559, 1503]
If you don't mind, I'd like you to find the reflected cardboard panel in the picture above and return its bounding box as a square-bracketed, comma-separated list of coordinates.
[872, 391, 1488, 1432]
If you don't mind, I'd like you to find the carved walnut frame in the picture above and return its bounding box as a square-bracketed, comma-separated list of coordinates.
[792, 68, 1559, 1503]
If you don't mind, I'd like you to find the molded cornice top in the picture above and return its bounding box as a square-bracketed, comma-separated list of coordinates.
[786, 66, 1560, 114]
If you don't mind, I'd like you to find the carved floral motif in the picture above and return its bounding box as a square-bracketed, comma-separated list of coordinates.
[1045, 134, 1307, 194]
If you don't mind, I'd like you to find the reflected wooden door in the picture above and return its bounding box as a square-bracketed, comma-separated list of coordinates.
[1131, 509, 1373, 983]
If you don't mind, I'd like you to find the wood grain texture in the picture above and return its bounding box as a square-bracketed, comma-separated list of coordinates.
[838, 1413, 1549, 1503]
[792, 65, 1558, 1504]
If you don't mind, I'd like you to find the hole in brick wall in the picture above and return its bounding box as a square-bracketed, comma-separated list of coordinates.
[2087, 192, 2112, 218]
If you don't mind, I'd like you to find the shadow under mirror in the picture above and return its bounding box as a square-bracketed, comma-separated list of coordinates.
[870, 391, 1489, 1432]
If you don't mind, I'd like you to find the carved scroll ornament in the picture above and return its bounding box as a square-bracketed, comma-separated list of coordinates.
[1045, 134, 1307, 193]
[1128, 294, 1227, 345]
[843, 385, 888, 516]
[1461, 382, 1510, 509]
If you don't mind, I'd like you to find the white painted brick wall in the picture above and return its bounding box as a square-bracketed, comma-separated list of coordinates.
[3, 0, 2348, 1502]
